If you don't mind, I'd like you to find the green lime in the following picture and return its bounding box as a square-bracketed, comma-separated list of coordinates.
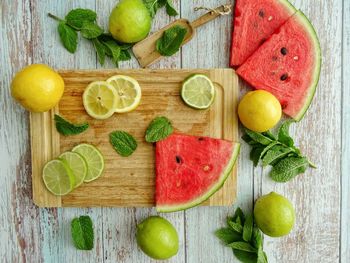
[42, 159, 75, 196]
[136, 216, 179, 260]
[254, 192, 295, 237]
[109, 0, 151, 43]
[72, 144, 104, 182]
[181, 74, 216, 109]
[59, 151, 88, 188]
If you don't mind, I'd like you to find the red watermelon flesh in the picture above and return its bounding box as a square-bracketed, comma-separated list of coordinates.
[230, 0, 296, 67]
[237, 11, 321, 121]
[155, 134, 240, 213]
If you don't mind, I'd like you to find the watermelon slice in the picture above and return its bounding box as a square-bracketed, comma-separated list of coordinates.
[237, 11, 321, 120]
[230, 0, 296, 67]
[155, 134, 240, 213]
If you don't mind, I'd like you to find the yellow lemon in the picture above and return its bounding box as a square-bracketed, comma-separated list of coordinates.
[11, 64, 64, 112]
[238, 90, 282, 132]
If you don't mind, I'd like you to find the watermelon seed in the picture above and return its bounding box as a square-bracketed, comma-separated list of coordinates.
[294, 56, 299, 61]
[280, 74, 289, 81]
[258, 10, 265, 17]
[198, 137, 204, 141]
[281, 47, 288, 55]
[176, 156, 183, 164]
[268, 16, 273, 21]
[203, 165, 210, 172]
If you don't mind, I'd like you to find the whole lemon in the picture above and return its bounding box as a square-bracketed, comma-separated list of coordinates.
[136, 216, 179, 260]
[109, 0, 151, 43]
[238, 90, 282, 132]
[11, 64, 64, 112]
[254, 192, 295, 237]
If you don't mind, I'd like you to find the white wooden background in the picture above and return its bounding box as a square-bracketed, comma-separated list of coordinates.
[0, 0, 347, 262]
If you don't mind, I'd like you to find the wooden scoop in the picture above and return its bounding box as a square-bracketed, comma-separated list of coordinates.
[132, 5, 232, 68]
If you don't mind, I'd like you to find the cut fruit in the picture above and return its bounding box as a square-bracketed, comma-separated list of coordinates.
[237, 11, 321, 120]
[230, 0, 296, 67]
[106, 75, 142, 113]
[155, 134, 240, 213]
[181, 74, 215, 109]
[42, 159, 75, 196]
[72, 144, 105, 182]
[59, 151, 88, 188]
[83, 81, 119, 120]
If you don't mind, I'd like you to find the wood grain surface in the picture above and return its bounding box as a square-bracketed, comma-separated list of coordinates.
[30, 69, 239, 207]
[0, 0, 346, 262]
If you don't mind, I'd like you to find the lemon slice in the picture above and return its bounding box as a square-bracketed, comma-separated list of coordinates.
[106, 75, 142, 113]
[83, 81, 118, 120]
[42, 159, 75, 196]
[181, 74, 216, 109]
[72, 144, 105, 182]
[59, 151, 88, 188]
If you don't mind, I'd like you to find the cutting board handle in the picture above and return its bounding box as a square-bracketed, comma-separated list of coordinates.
[190, 5, 232, 29]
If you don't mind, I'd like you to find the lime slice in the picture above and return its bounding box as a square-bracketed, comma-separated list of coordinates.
[42, 159, 75, 196]
[83, 81, 119, 120]
[181, 74, 216, 109]
[106, 75, 142, 113]
[72, 144, 105, 182]
[59, 151, 88, 188]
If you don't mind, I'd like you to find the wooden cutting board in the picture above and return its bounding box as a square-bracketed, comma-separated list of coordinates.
[30, 69, 239, 207]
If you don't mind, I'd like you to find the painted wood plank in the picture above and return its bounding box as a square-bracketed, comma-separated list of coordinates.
[181, 1, 255, 262]
[95, 1, 186, 262]
[259, 0, 342, 262]
[30, 0, 104, 262]
[341, 0, 350, 261]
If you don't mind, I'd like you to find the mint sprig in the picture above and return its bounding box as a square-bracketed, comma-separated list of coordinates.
[109, 131, 138, 157]
[242, 121, 316, 182]
[71, 215, 94, 250]
[48, 9, 132, 66]
[145, 116, 173, 143]
[156, 25, 187, 56]
[54, 114, 89, 136]
[143, 0, 178, 18]
[216, 207, 268, 263]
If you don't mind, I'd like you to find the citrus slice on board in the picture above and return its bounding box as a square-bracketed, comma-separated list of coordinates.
[59, 151, 88, 188]
[83, 81, 119, 120]
[42, 159, 75, 196]
[106, 75, 142, 113]
[72, 144, 105, 182]
[181, 74, 216, 109]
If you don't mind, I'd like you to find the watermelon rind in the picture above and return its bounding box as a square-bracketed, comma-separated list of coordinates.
[292, 11, 321, 121]
[279, 0, 297, 14]
[156, 143, 241, 213]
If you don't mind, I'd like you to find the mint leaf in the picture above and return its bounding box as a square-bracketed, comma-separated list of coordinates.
[233, 207, 245, 225]
[233, 250, 258, 263]
[166, 0, 178, 16]
[257, 247, 268, 263]
[278, 121, 294, 147]
[245, 129, 273, 145]
[57, 22, 78, 53]
[228, 221, 243, 233]
[102, 40, 121, 65]
[270, 156, 309, 182]
[143, 0, 166, 17]
[156, 25, 187, 56]
[71, 216, 94, 250]
[250, 146, 265, 167]
[145, 116, 173, 143]
[110, 131, 137, 157]
[119, 49, 132, 61]
[262, 145, 294, 166]
[92, 38, 106, 65]
[81, 21, 103, 39]
[242, 215, 253, 242]
[227, 242, 257, 253]
[54, 114, 89, 136]
[252, 227, 263, 249]
[65, 9, 97, 29]
[215, 227, 241, 245]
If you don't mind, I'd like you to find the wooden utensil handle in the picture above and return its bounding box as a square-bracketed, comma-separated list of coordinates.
[190, 5, 232, 29]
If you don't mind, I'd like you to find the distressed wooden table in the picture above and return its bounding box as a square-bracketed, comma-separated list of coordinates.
[0, 0, 348, 262]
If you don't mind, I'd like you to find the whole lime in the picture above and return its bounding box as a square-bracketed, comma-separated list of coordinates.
[238, 90, 282, 132]
[136, 216, 179, 260]
[109, 0, 151, 43]
[254, 192, 295, 237]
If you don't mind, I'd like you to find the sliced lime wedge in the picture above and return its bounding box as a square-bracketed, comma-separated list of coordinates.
[72, 144, 105, 182]
[181, 74, 216, 109]
[42, 159, 75, 196]
[59, 151, 88, 188]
